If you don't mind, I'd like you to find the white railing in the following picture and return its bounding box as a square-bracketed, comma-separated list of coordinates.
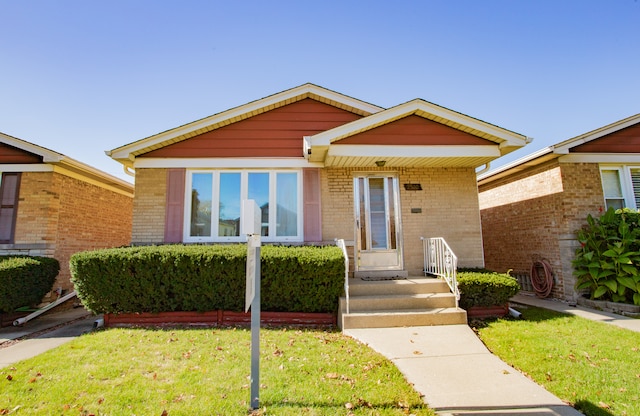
[421, 237, 459, 308]
[335, 239, 350, 314]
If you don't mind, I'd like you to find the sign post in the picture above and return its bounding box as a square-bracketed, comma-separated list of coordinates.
[243, 200, 261, 410]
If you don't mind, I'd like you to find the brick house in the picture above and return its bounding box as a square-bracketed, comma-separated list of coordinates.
[108, 84, 529, 277]
[0, 132, 134, 300]
[478, 113, 640, 301]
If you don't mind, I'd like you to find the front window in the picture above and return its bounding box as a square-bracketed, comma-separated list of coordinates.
[185, 170, 302, 242]
[600, 166, 640, 210]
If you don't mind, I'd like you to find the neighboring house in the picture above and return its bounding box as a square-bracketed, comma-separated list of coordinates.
[478, 113, 640, 301]
[107, 83, 529, 277]
[0, 132, 134, 301]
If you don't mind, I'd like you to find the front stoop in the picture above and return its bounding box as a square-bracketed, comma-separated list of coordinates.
[339, 277, 467, 329]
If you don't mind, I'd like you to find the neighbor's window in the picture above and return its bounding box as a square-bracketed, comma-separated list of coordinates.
[600, 166, 640, 210]
[0, 172, 21, 243]
[185, 170, 301, 242]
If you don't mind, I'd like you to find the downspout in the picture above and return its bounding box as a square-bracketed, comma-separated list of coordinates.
[476, 162, 491, 176]
[13, 291, 77, 326]
[123, 164, 135, 177]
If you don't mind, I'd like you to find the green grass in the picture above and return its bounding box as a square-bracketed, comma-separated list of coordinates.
[476, 306, 640, 416]
[0, 327, 433, 415]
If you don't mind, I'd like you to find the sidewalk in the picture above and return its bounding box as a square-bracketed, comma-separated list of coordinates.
[0, 307, 96, 369]
[511, 293, 640, 333]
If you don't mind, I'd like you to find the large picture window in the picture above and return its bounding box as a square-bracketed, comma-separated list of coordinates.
[185, 170, 302, 242]
[600, 166, 640, 210]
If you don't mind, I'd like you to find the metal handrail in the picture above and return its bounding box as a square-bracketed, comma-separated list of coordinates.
[335, 239, 350, 314]
[421, 237, 459, 308]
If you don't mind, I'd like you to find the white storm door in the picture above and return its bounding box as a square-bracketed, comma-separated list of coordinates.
[354, 175, 403, 271]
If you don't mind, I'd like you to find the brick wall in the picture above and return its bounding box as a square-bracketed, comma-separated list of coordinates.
[479, 160, 603, 300]
[321, 166, 484, 275]
[131, 168, 167, 244]
[5, 171, 133, 297]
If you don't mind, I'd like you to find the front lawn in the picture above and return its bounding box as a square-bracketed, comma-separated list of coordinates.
[476, 306, 640, 416]
[0, 327, 433, 415]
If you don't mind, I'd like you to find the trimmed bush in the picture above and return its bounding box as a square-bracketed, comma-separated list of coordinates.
[458, 271, 520, 309]
[70, 244, 345, 314]
[0, 256, 60, 313]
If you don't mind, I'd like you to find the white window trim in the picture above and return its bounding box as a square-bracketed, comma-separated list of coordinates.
[600, 165, 640, 210]
[183, 169, 303, 243]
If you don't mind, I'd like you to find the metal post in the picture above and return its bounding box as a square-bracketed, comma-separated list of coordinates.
[249, 234, 260, 410]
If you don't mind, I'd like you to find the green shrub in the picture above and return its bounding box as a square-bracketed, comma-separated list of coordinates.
[70, 244, 344, 314]
[457, 271, 520, 309]
[0, 256, 60, 313]
[573, 207, 640, 305]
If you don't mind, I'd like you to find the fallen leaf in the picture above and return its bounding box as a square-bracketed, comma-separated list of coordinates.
[599, 401, 610, 409]
[545, 372, 552, 381]
[345, 402, 354, 409]
[568, 353, 576, 361]
[161, 410, 168, 416]
[502, 370, 510, 375]
[5, 375, 12, 381]
[412, 350, 423, 355]
[325, 373, 339, 379]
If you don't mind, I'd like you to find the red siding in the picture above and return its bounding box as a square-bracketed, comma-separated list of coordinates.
[164, 169, 185, 243]
[571, 123, 640, 153]
[141, 99, 363, 158]
[0, 143, 42, 164]
[335, 115, 492, 145]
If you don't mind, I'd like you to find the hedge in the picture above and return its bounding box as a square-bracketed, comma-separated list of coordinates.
[457, 271, 520, 309]
[0, 256, 60, 313]
[70, 244, 345, 315]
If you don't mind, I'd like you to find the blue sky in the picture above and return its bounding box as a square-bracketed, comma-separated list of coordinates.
[1, 1, 639, 183]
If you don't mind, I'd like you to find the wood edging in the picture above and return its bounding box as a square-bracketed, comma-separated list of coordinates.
[466, 304, 509, 319]
[104, 310, 337, 328]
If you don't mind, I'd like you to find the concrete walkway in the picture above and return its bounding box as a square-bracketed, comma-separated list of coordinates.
[0, 307, 96, 368]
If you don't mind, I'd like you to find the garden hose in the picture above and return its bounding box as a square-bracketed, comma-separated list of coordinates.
[530, 259, 554, 298]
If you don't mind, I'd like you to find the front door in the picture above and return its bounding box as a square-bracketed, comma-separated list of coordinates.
[354, 174, 403, 271]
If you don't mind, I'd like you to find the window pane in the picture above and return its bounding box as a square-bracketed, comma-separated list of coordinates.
[248, 172, 270, 236]
[602, 170, 623, 198]
[190, 173, 212, 236]
[276, 173, 297, 236]
[357, 178, 367, 250]
[219, 173, 241, 236]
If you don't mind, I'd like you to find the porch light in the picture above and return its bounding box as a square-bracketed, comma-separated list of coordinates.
[375, 160, 386, 167]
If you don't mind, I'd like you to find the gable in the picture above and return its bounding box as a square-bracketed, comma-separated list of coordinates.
[334, 115, 494, 146]
[140, 99, 363, 158]
[0, 142, 43, 164]
[570, 122, 640, 153]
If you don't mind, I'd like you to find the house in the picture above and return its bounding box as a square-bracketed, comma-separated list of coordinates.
[478, 113, 640, 301]
[0, 132, 134, 302]
[108, 83, 529, 281]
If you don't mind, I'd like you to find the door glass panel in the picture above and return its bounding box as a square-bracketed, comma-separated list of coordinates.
[190, 173, 212, 236]
[387, 177, 396, 250]
[368, 178, 388, 249]
[276, 172, 297, 236]
[248, 172, 269, 236]
[357, 178, 367, 251]
[218, 173, 241, 236]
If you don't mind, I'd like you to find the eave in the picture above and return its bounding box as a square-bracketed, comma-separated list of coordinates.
[1, 131, 134, 197]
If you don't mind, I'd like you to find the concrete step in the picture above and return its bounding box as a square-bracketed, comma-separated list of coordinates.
[341, 308, 467, 329]
[340, 292, 457, 311]
[348, 277, 450, 296]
